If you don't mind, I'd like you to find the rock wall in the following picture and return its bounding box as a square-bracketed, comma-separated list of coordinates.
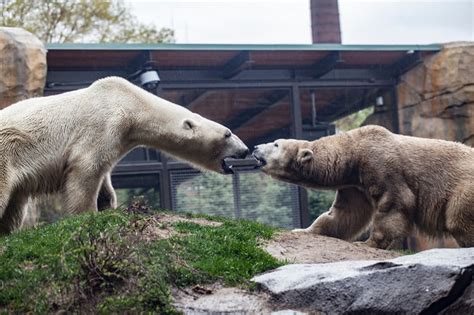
[0, 27, 47, 109]
[0, 28, 46, 228]
[398, 42, 474, 146]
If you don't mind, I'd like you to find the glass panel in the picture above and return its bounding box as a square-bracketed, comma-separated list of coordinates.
[170, 169, 299, 229]
[170, 170, 234, 217]
[119, 148, 161, 163]
[307, 189, 336, 223]
[299, 87, 376, 138]
[238, 171, 299, 229]
[115, 187, 161, 210]
[112, 174, 160, 209]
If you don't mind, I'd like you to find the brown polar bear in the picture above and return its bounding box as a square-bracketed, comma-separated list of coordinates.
[0, 77, 248, 235]
[252, 125, 474, 249]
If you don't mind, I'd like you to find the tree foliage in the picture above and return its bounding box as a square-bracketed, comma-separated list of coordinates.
[335, 107, 374, 132]
[0, 0, 174, 43]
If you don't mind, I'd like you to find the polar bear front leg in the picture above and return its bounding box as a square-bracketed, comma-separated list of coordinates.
[61, 170, 103, 214]
[0, 162, 13, 219]
[365, 210, 412, 249]
[0, 184, 12, 220]
[0, 192, 28, 235]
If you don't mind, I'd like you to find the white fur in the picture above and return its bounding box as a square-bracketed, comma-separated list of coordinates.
[0, 77, 248, 234]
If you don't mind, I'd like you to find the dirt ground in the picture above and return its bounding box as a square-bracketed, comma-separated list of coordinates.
[172, 225, 400, 314]
[263, 231, 400, 263]
[173, 284, 273, 314]
[134, 213, 222, 241]
[144, 214, 399, 264]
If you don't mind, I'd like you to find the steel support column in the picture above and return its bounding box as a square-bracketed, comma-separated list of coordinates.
[291, 84, 310, 228]
[159, 154, 173, 211]
[233, 173, 242, 219]
[390, 86, 400, 134]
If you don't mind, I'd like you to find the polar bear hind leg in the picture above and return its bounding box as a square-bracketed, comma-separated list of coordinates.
[446, 182, 474, 247]
[97, 172, 117, 211]
[0, 190, 29, 235]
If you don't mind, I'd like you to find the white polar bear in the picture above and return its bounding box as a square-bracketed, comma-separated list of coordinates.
[0, 77, 248, 235]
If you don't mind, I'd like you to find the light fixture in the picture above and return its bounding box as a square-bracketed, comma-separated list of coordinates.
[375, 96, 384, 107]
[139, 70, 160, 91]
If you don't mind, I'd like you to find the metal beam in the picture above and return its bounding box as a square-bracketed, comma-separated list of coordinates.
[48, 68, 388, 82]
[390, 87, 400, 134]
[223, 51, 253, 79]
[311, 51, 343, 78]
[387, 51, 422, 77]
[289, 84, 309, 229]
[44, 78, 395, 94]
[46, 67, 395, 91]
[159, 79, 395, 90]
[224, 90, 288, 130]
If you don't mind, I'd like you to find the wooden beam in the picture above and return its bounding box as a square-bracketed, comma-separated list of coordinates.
[180, 90, 208, 109]
[224, 90, 288, 130]
[127, 50, 153, 74]
[387, 51, 422, 77]
[322, 89, 381, 122]
[223, 51, 253, 79]
[311, 51, 343, 78]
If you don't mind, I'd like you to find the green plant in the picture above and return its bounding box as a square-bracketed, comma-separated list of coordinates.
[0, 209, 281, 313]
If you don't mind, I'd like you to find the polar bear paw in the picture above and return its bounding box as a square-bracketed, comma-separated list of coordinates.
[291, 228, 309, 233]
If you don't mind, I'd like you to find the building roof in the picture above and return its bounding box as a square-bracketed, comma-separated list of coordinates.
[45, 43, 440, 70]
[45, 43, 441, 147]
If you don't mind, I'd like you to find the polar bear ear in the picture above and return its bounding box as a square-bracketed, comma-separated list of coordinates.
[297, 148, 313, 163]
[182, 119, 196, 130]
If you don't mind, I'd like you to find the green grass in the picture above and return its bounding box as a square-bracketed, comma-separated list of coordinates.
[0, 209, 281, 313]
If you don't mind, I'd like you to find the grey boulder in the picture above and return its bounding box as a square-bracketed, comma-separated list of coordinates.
[252, 248, 474, 314]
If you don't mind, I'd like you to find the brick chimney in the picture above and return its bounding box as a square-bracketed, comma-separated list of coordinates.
[310, 0, 341, 43]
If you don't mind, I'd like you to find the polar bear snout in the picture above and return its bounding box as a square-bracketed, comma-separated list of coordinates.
[225, 134, 249, 159]
[235, 147, 250, 159]
[251, 145, 269, 169]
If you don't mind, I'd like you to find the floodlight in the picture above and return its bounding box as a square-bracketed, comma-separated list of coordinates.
[139, 70, 160, 90]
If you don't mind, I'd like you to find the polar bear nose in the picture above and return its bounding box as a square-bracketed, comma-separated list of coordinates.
[238, 148, 250, 158]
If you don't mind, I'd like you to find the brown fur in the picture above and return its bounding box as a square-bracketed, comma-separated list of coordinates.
[253, 125, 474, 249]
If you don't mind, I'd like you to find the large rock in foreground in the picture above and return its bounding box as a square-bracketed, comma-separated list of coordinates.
[252, 248, 474, 314]
[0, 27, 46, 109]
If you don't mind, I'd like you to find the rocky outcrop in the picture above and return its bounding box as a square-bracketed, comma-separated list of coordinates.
[253, 248, 474, 314]
[0, 27, 46, 109]
[398, 42, 474, 146]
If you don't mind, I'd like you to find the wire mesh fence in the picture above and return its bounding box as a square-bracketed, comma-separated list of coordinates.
[170, 169, 300, 229]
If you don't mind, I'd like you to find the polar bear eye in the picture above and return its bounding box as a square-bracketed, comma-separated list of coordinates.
[183, 119, 196, 130]
[225, 130, 231, 138]
[274, 143, 279, 148]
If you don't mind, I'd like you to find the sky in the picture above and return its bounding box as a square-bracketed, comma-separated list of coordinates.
[127, 0, 473, 45]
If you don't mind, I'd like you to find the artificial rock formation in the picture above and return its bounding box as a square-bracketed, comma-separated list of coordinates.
[398, 42, 474, 146]
[0, 27, 47, 109]
[253, 248, 474, 314]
